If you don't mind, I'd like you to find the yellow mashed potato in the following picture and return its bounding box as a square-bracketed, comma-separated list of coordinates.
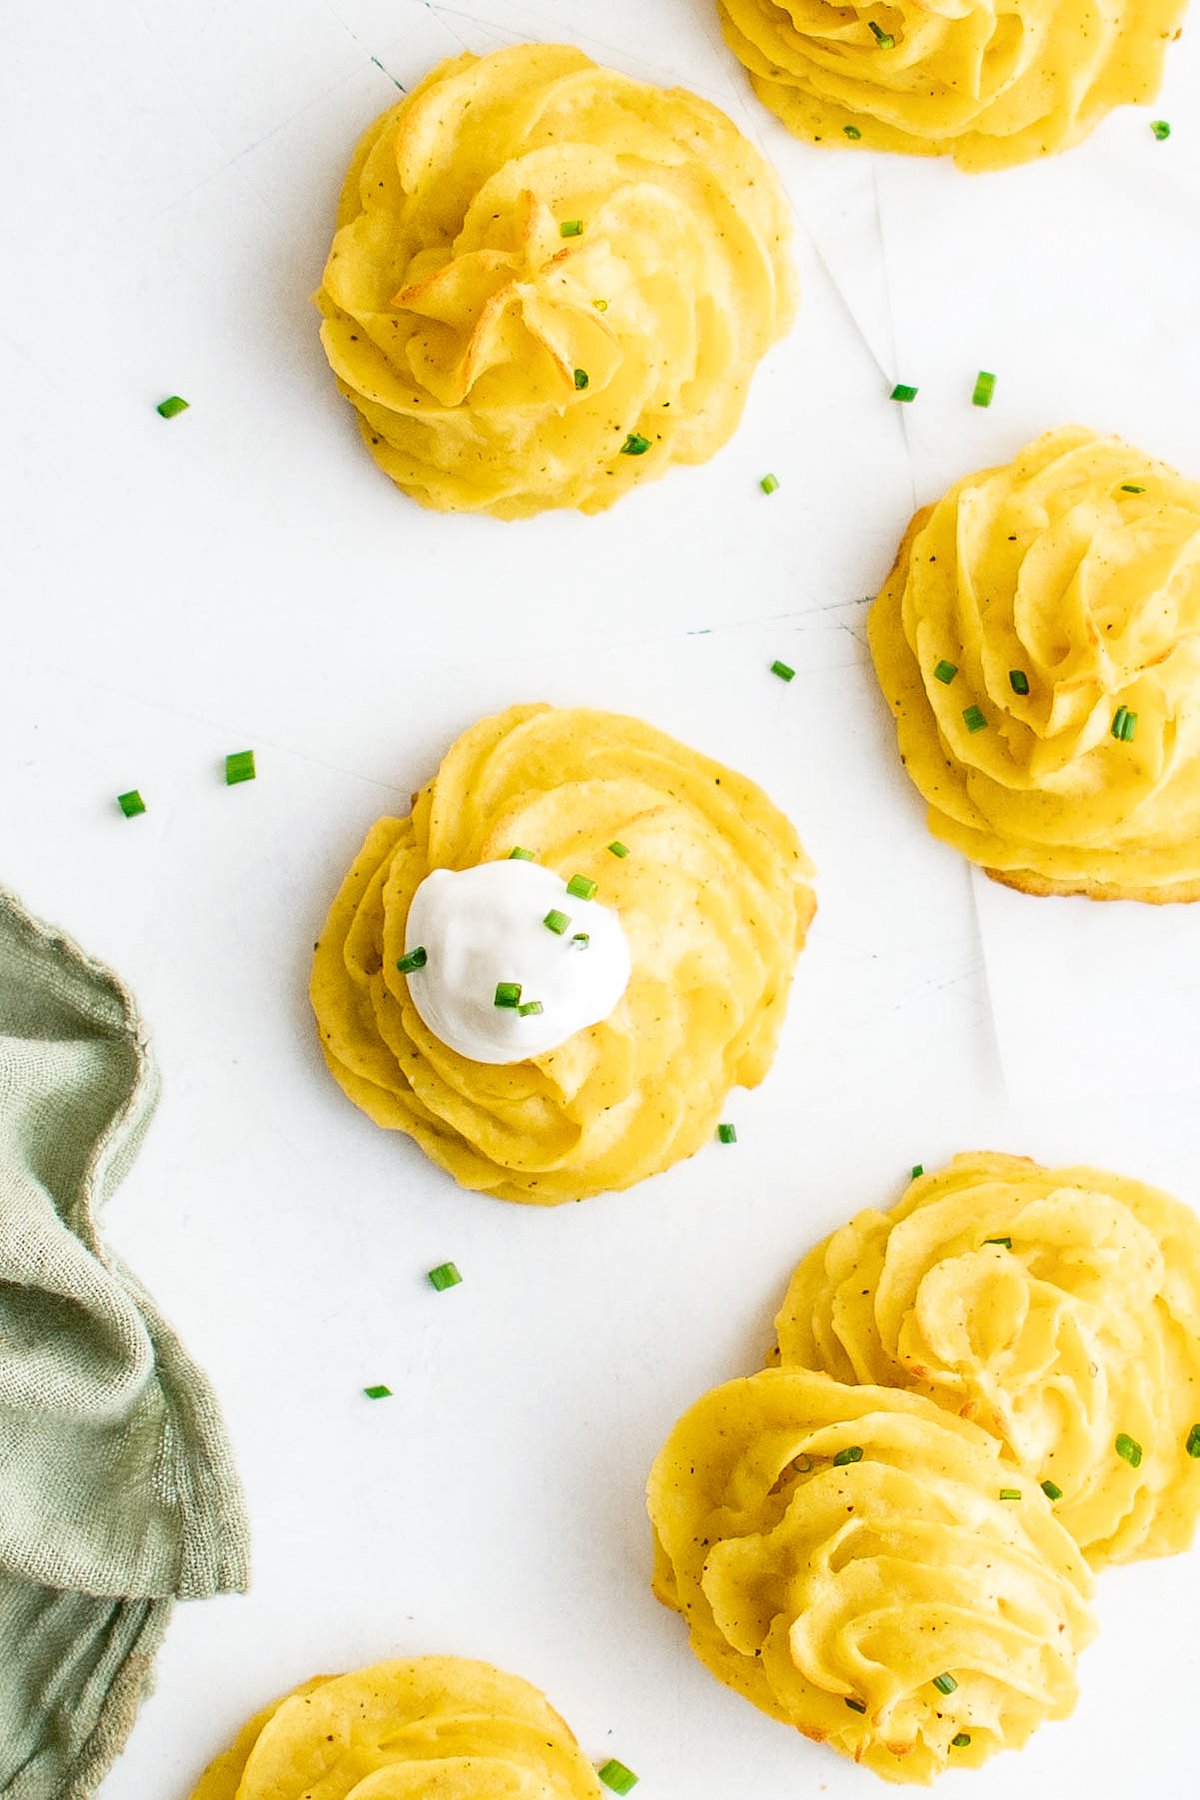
[310, 704, 815, 1202]
[190, 1657, 605, 1799]
[648, 1366, 1095, 1783]
[776, 1151, 1200, 1567]
[718, 1, 1186, 171]
[314, 43, 797, 518]
[869, 426, 1200, 900]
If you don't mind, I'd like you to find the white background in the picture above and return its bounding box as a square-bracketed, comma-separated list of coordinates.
[3, 1, 1200, 1794]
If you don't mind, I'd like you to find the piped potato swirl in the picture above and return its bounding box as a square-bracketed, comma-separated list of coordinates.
[869, 427, 1200, 899]
[315, 43, 797, 517]
[648, 1366, 1096, 1784]
[311, 704, 815, 1203]
[776, 1152, 1200, 1567]
[718, 1, 1187, 172]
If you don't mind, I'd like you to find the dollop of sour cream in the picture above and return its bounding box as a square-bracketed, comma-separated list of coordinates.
[402, 859, 631, 1064]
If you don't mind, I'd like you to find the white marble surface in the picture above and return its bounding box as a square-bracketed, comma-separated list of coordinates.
[2, 1, 1199, 1794]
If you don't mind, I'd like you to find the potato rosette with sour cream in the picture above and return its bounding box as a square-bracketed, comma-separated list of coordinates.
[310, 704, 815, 1203]
[869, 427, 1200, 900]
[648, 1366, 1095, 1783]
[190, 1657, 606, 1800]
[718, 1, 1187, 172]
[314, 43, 797, 518]
[776, 1153, 1200, 1568]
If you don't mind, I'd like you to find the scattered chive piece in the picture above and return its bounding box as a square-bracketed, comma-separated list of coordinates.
[845, 1698, 867, 1714]
[890, 382, 918, 403]
[620, 432, 651, 456]
[560, 219, 584, 237]
[999, 1488, 1022, 1501]
[363, 1384, 391, 1399]
[1120, 482, 1145, 494]
[567, 873, 597, 901]
[843, 123, 862, 140]
[760, 472, 780, 495]
[972, 370, 996, 408]
[951, 1733, 972, 1749]
[833, 1445, 864, 1466]
[574, 368, 589, 391]
[509, 846, 534, 860]
[1041, 1479, 1064, 1501]
[518, 1000, 544, 1017]
[1115, 1433, 1143, 1468]
[934, 660, 958, 684]
[717, 1123, 737, 1145]
[608, 841, 630, 858]
[1009, 669, 1030, 695]
[571, 933, 590, 949]
[1151, 119, 1171, 140]
[593, 298, 608, 312]
[396, 946, 428, 974]
[869, 21, 896, 47]
[224, 748, 256, 785]
[911, 1164, 924, 1178]
[771, 658, 796, 682]
[1111, 705, 1138, 742]
[963, 705, 988, 732]
[156, 395, 189, 418]
[984, 1236, 1013, 1249]
[543, 909, 571, 935]
[428, 1262, 462, 1292]
[597, 1761, 638, 1796]
[1186, 1424, 1200, 1458]
[494, 982, 522, 1008]
[117, 789, 146, 818]
[932, 1674, 958, 1697]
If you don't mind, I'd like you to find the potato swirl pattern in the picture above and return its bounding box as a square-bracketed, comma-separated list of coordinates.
[190, 1657, 606, 1800]
[776, 1153, 1200, 1567]
[718, 1, 1187, 171]
[311, 705, 815, 1203]
[315, 43, 797, 518]
[648, 1367, 1096, 1783]
[869, 427, 1200, 900]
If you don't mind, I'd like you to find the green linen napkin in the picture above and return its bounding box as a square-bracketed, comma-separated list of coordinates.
[0, 887, 250, 1799]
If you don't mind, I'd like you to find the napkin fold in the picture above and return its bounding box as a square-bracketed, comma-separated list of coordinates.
[0, 888, 249, 1799]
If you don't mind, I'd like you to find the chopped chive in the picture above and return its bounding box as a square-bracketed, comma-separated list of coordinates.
[427, 1262, 462, 1292]
[1115, 1433, 1143, 1468]
[911, 1164, 924, 1178]
[963, 705, 988, 732]
[760, 472, 780, 495]
[543, 909, 571, 935]
[560, 219, 583, 237]
[844, 1697, 867, 1714]
[509, 846, 534, 860]
[843, 123, 862, 140]
[972, 370, 996, 408]
[597, 1761, 638, 1795]
[1008, 669, 1030, 695]
[620, 432, 651, 456]
[1151, 119, 1171, 140]
[574, 368, 589, 390]
[771, 658, 796, 682]
[833, 1445, 864, 1467]
[224, 748, 256, 785]
[518, 1000, 544, 1017]
[1186, 1424, 1200, 1458]
[717, 1122, 737, 1145]
[890, 383, 918, 403]
[593, 298, 608, 312]
[951, 1733, 972, 1749]
[1111, 705, 1138, 742]
[567, 873, 597, 900]
[999, 1488, 1022, 1501]
[156, 395, 189, 418]
[1120, 483, 1145, 494]
[494, 982, 522, 1008]
[934, 660, 958, 684]
[117, 789, 146, 818]
[932, 1674, 958, 1697]
[984, 1236, 1012, 1249]
[608, 841, 629, 858]
[363, 1384, 391, 1399]
[869, 21, 896, 47]
[571, 932, 590, 948]
[396, 946, 428, 974]
[1041, 1479, 1063, 1501]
